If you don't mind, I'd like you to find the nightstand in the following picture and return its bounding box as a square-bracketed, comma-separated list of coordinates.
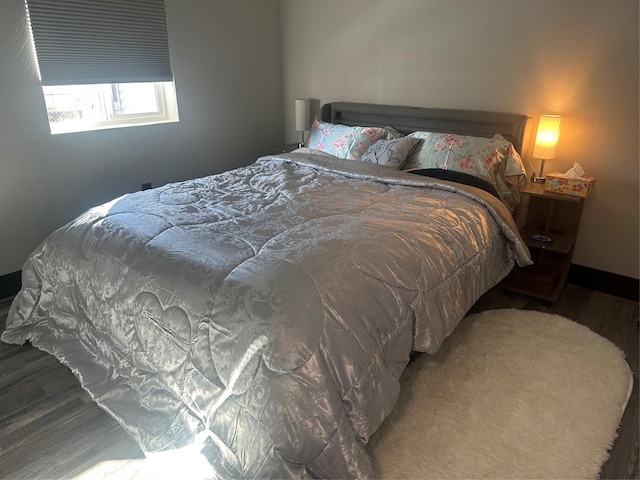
[502, 182, 585, 302]
[270, 143, 300, 154]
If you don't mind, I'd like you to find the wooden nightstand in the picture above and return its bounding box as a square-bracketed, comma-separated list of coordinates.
[270, 143, 300, 154]
[502, 182, 585, 302]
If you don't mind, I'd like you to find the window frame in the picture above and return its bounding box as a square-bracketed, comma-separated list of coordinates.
[44, 81, 179, 135]
[25, 0, 179, 135]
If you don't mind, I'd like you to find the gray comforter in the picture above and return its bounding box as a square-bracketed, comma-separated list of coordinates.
[2, 153, 531, 478]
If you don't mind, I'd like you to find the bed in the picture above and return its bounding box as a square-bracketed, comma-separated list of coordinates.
[2, 102, 532, 478]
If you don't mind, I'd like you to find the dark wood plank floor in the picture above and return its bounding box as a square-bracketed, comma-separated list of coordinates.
[1, 283, 638, 479]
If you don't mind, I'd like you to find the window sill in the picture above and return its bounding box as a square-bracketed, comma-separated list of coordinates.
[50, 117, 179, 135]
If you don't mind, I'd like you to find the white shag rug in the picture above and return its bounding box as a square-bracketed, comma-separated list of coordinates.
[367, 308, 633, 479]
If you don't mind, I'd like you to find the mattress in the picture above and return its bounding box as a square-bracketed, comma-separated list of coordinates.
[2, 152, 531, 478]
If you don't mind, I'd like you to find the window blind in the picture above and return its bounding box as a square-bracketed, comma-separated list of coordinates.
[26, 0, 174, 86]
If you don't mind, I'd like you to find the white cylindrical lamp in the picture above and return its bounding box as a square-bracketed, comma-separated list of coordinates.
[532, 114, 563, 184]
[295, 99, 311, 147]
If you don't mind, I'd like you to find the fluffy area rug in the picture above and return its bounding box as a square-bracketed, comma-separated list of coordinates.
[366, 308, 633, 479]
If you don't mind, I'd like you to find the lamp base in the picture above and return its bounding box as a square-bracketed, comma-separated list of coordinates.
[531, 174, 546, 184]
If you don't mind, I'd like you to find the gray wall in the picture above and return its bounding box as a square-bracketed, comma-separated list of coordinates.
[280, 0, 639, 280]
[2, 0, 638, 282]
[0, 0, 283, 275]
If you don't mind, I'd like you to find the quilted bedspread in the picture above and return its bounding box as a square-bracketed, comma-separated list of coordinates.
[2, 153, 531, 478]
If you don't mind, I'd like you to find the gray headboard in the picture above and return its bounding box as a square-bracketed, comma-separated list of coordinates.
[320, 102, 531, 154]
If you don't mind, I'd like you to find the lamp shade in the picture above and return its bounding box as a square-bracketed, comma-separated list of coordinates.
[295, 99, 311, 132]
[532, 115, 562, 160]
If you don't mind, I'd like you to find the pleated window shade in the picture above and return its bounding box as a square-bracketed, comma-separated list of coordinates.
[26, 0, 174, 86]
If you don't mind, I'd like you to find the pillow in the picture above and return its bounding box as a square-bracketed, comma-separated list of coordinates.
[306, 119, 396, 161]
[401, 132, 527, 210]
[382, 125, 404, 139]
[491, 141, 528, 210]
[359, 137, 422, 167]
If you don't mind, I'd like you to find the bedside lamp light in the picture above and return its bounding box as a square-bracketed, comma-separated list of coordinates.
[295, 98, 311, 148]
[531, 114, 562, 184]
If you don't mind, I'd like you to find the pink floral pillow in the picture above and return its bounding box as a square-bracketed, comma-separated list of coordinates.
[401, 132, 527, 210]
[306, 119, 395, 161]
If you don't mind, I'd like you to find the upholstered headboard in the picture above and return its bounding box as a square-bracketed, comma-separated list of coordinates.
[320, 102, 531, 154]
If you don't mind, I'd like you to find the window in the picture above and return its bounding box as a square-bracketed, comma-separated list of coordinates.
[26, 0, 179, 134]
[43, 82, 179, 134]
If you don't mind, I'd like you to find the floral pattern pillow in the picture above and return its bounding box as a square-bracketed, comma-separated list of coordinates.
[359, 137, 422, 167]
[306, 119, 396, 161]
[401, 132, 527, 210]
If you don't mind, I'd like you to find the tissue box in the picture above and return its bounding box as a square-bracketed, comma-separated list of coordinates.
[544, 172, 596, 198]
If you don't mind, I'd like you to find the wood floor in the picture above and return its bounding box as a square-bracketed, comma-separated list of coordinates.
[1, 283, 638, 479]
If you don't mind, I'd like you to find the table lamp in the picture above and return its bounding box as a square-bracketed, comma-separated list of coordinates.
[531, 114, 563, 184]
[295, 99, 311, 148]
